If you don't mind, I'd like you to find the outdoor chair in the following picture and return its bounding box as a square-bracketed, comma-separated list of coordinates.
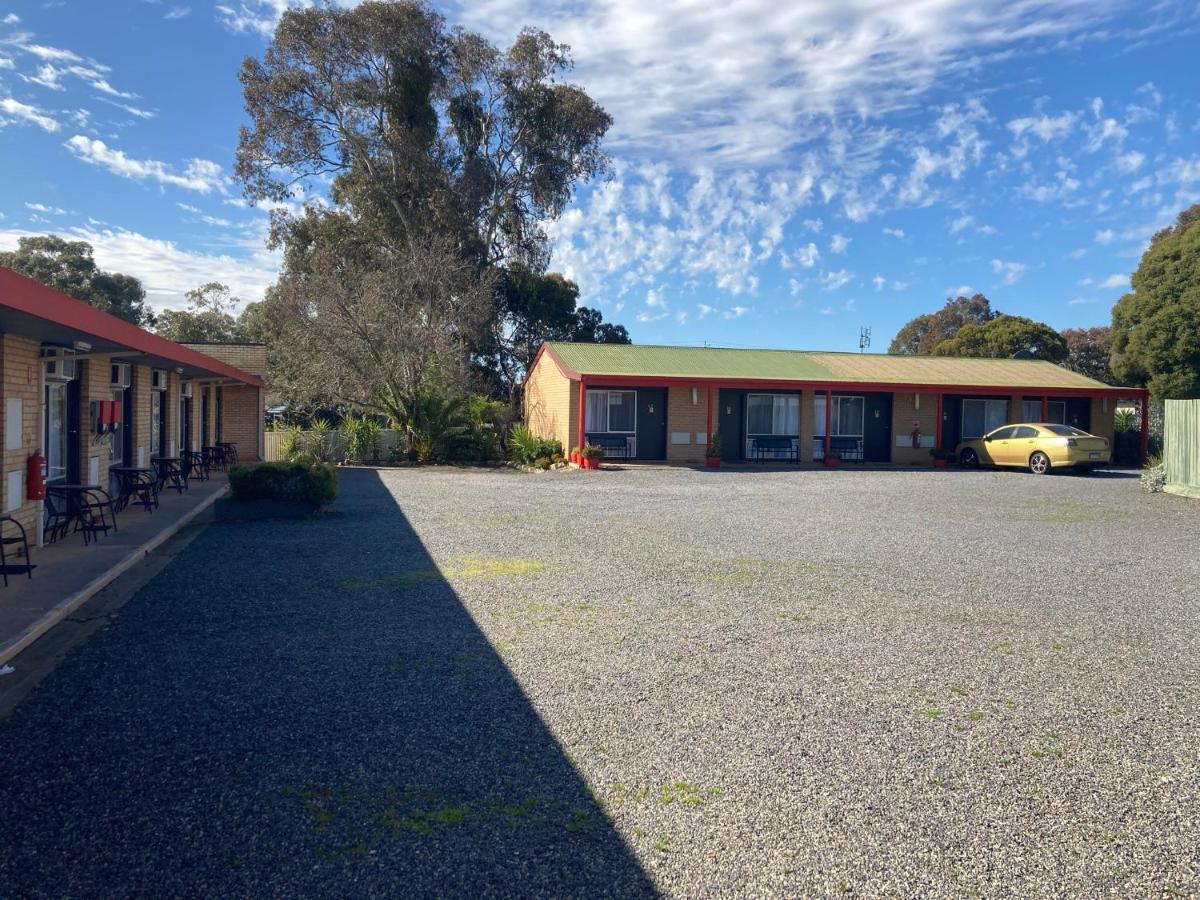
[0, 515, 36, 586]
[829, 436, 864, 463]
[153, 457, 187, 495]
[182, 450, 209, 483]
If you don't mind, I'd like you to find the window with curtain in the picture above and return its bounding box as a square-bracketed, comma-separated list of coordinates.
[813, 395, 865, 436]
[151, 391, 162, 456]
[961, 398, 1008, 439]
[585, 390, 637, 432]
[110, 388, 125, 466]
[746, 394, 799, 435]
[1021, 400, 1065, 424]
[44, 382, 69, 483]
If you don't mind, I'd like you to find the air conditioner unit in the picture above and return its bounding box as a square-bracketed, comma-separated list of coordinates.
[181, 382, 194, 398]
[151, 369, 168, 391]
[42, 347, 78, 382]
[111, 362, 132, 389]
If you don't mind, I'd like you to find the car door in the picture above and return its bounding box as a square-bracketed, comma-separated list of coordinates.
[984, 426, 1018, 465]
[1010, 425, 1040, 467]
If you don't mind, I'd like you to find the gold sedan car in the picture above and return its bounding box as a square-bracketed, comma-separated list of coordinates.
[956, 423, 1111, 474]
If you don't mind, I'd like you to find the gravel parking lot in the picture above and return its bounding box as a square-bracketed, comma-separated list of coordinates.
[1, 464, 1197, 896]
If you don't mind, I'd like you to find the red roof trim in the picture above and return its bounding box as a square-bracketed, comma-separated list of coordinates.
[0, 267, 263, 387]
[576, 372, 1144, 398]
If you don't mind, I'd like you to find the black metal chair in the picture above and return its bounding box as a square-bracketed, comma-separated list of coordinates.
[0, 515, 36, 586]
[182, 450, 209, 483]
[153, 457, 187, 495]
[750, 435, 799, 463]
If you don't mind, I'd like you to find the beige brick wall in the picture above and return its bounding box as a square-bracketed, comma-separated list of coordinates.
[220, 385, 263, 461]
[131, 364, 153, 467]
[524, 355, 576, 451]
[181, 343, 267, 378]
[664, 385, 718, 462]
[185, 383, 202, 452]
[78, 358, 112, 489]
[1, 336, 43, 538]
[1090, 396, 1116, 443]
[891, 392, 940, 465]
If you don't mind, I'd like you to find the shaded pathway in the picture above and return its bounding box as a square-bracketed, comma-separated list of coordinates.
[0, 470, 653, 896]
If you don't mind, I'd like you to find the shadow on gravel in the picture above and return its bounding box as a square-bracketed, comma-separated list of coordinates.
[0, 469, 654, 897]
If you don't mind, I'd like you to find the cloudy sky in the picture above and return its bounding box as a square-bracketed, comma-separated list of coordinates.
[1, 0, 1197, 350]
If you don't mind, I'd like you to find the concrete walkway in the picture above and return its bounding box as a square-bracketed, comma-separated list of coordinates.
[0, 474, 229, 666]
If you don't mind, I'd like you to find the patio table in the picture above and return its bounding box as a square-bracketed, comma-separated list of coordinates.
[46, 483, 118, 545]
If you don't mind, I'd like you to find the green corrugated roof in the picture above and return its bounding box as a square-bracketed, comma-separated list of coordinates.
[545, 342, 1121, 391]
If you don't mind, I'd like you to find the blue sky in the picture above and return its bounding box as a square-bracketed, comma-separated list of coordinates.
[1, 1, 1198, 351]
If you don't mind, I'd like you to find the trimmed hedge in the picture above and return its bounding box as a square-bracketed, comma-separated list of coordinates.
[228, 462, 337, 505]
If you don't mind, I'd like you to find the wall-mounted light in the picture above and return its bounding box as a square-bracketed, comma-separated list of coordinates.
[1102, 397, 1108, 413]
[648, 403, 655, 414]
[691, 387, 698, 405]
[914, 393, 921, 410]
[725, 405, 732, 415]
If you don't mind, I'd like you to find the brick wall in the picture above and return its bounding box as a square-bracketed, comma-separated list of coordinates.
[524, 355, 575, 451]
[165, 372, 180, 458]
[181, 343, 267, 378]
[891, 392, 940, 465]
[1090, 396, 1116, 444]
[77, 358, 112, 489]
[1, 336, 42, 537]
[220, 385, 263, 461]
[131, 364, 153, 467]
[186, 383, 202, 452]
[664, 386, 718, 462]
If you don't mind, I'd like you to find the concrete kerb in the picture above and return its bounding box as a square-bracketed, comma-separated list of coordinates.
[0, 484, 229, 668]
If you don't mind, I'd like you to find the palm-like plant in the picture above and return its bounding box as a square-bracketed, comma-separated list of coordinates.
[408, 392, 469, 463]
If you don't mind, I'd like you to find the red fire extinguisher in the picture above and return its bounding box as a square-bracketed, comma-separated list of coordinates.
[27, 451, 46, 501]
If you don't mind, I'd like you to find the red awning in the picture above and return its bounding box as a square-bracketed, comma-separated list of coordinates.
[0, 267, 263, 386]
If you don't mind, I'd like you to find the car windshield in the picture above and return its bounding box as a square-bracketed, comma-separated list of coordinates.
[1042, 424, 1088, 436]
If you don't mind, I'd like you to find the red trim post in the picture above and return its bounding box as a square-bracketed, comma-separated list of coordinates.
[824, 389, 832, 460]
[706, 383, 714, 446]
[1140, 392, 1150, 464]
[1041, 395, 1048, 422]
[577, 378, 586, 452]
[935, 393, 944, 450]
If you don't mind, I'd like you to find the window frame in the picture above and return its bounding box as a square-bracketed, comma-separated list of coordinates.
[961, 398, 1009, 440]
[813, 394, 866, 438]
[1021, 399, 1066, 424]
[44, 381, 70, 484]
[585, 389, 637, 434]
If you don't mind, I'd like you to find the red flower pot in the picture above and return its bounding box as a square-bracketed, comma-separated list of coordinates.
[705, 457, 722, 468]
[582, 457, 599, 469]
[824, 457, 840, 468]
[932, 458, 948, 469]
[570, 451, 580, 464]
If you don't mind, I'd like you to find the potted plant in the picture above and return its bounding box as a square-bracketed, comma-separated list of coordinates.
[705, 432, 722, 467]
[580, 443, 604, 469]
[823, 450, 841, 469]
[930, 447, 954, 469]
[569, 446, 582, 465]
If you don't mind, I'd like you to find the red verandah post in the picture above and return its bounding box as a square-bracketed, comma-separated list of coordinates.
[824, 389, 832, 460]
[706, 383, 714, 447]
[1041, 396, 1048, 422]
[577, 378, 586, 452]
[935, 393, 944, 451]
[1140, 391, 1150, 464]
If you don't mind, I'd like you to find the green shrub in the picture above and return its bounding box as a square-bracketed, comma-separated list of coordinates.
[306, 417, 337, 463]
[508, 425, 561, 465]
[229, 462, 337, 505]
[340, 414, 382, 462]
[279, 424, 304, 463]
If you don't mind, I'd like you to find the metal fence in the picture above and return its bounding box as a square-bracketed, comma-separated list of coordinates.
[1163, 399, 1200, 499]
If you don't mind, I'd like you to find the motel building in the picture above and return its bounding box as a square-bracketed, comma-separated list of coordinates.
[0, 267, 265, 552]
[524, 342, 1150, 466]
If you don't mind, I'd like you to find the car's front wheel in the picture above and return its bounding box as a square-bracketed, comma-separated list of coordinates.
[1029, 451, 1050, 474]
[960, 448, 980, 468]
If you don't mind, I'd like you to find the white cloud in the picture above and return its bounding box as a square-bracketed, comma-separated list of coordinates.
[3, 14, 20, 25]
[165, 6, 192, 19]
[829, 233, 851, 254]
[892, 280, 908, 291]
[1116, 150, 1145, 173]
[872, 274, 886, 291]
[645, 287, 666, 308]
[882, 227, 905, 239]
[0, 96, 59, 131]
[9, 38, 83, 63]
[0, 225, 279, 311]
[787, 279, 802, 298]
[990, 258, 1028, 284]
[791, 242, 819, 269]
[1099, 273, 1129, 289]
[1084, 117, 1128, 152]
[697, 303, 715, 318]
[24, 201, 65, 214]
[802, 218, 823, 233]
[820, 269, 853, 291]
[1007, 111, 1076, 143]
[1067, 247, 1087, 259]
[64, 136, 228, 194]
[949, 213, 973, 234]
[0, 56, 13, 69]
[723, 305, 750, 319]
[1095, 228, 1115, 244]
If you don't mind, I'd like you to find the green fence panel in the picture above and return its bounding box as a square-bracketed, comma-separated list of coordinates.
[1164, 399, 1200, 499]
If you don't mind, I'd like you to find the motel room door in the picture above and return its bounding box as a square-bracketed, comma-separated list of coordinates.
[635, 389, 667, 460]
[863, 393, 893, 462]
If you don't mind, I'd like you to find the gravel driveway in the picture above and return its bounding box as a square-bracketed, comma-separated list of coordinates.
[1, 465, 1197, 896]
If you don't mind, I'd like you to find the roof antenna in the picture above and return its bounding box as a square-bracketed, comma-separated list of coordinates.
[858, 326, 872, 353]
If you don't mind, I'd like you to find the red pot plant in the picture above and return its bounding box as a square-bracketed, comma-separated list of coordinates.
[569, 446, 582, 465]
[580, 443, 604, 469]
[930, 448, 954, 469]
[705, 432, 722, 468]
[823, 450, 841, 469]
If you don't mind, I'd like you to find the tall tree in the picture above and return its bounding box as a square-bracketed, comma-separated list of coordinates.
[234, 1, 616, 413]
[474, 266, 630, 399]
[1111, 203, 1200, 400]
[155, 282, 244, 343]
[932, 314, 1067, 362]
[0, 235, 154, 326]
[888, 294, 995, 355]
[1060, 326, 1115, 384]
